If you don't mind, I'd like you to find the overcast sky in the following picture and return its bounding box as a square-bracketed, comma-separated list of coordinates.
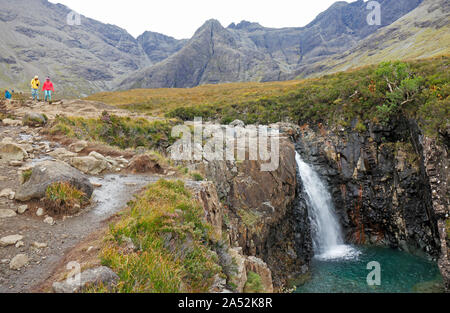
[49, 0, 355, 39]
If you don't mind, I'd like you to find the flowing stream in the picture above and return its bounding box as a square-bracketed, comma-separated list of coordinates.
[294, 152, 444, 293]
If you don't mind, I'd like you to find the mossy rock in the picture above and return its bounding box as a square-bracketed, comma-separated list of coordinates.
[22, 113, 48, 127]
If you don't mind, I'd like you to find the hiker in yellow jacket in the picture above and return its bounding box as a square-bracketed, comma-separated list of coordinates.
[31, 75, 40, 101]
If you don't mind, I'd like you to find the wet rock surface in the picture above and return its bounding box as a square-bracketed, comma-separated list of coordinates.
[294, 120, 449, 290]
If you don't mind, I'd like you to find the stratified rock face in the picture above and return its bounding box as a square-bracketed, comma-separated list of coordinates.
[421, 133, 450, 290]
[187, 181, 275, 293]
[15, 160, 93, 201]
[295, 120, 446, 264]
[189, 134, 312, 287]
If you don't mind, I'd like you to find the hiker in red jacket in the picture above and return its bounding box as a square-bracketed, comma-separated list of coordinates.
[42, 77, 55, 103]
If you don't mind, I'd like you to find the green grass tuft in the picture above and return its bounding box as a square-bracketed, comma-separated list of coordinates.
[47, 113, 178, 151]
[94, 180, 222, 293]
[244, 271, 264, 293]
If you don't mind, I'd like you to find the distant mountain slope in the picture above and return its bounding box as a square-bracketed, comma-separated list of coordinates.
[119, 0, 423, 89]
[137, 31, 187, 64]
[296, 0, 450, 78]
[0, 0, 432, 95]
[0, 0, 154, 96]
[119, 19, 282, 89]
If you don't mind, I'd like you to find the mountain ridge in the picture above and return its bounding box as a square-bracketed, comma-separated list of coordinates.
[119, 0, 427, 90]
[0, 0, 442, 96]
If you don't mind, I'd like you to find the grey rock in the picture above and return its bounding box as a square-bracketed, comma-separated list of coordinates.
[0, 0, 428, 95]
[52, 266, 119, 293]
[0, 0, 152, 97]
[32, 242, 48, 249]
[0, 142, 28, 163]
[36, 208, 44, 217]
[0, 234, 24, 247]
[22, 113, 47, 127]
[0, 209, 17, 218]
[230, 120, 245, 128]
[15, 160, 93, 202]
[10, 254, 29, 270]
[0, 188, 15, 199]
[18, 205, 28, 214]
[137, 31, 187, 64]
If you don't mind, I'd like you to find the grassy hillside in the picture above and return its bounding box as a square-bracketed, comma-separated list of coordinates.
[86, 81, 303, 115]
[296, 0, 450, 79]
[87, 56, 449, 138]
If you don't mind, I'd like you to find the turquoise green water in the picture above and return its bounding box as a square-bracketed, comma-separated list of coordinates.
[296, 246, 444, 293]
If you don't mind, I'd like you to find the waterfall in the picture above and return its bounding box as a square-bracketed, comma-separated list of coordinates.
[295, 152, 360, 260]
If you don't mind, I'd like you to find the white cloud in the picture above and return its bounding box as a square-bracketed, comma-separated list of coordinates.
[49, 0, 351, 39]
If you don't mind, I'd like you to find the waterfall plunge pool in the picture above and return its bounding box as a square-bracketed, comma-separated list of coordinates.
[294, 152, 444, 293]
[295, 245, 444, 293]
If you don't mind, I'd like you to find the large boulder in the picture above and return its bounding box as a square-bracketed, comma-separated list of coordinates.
[22, 113, 48, 127]
[52, 266, 119, 293]
[15, 160, 93, 202]
[0, 142, 28, 163]
[70, 156, 109, 175]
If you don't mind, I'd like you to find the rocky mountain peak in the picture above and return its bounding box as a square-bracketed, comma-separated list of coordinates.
[0, 0, 434, 94]
[194, 19, 226, 36]
[228, 20, 264, 31]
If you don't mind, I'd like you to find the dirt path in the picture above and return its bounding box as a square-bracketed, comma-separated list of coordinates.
[0, 175, 160, 293]
[4, 99, 162, 121]
[0, 106, 167, 292]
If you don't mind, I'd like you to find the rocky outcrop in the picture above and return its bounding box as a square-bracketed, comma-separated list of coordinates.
[295, 122, 441, 258]
[15, 160, 93, 202]
[421, 133, 449, 290]
[181, 125, 312, 289]
[189, 180, 275, 293]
